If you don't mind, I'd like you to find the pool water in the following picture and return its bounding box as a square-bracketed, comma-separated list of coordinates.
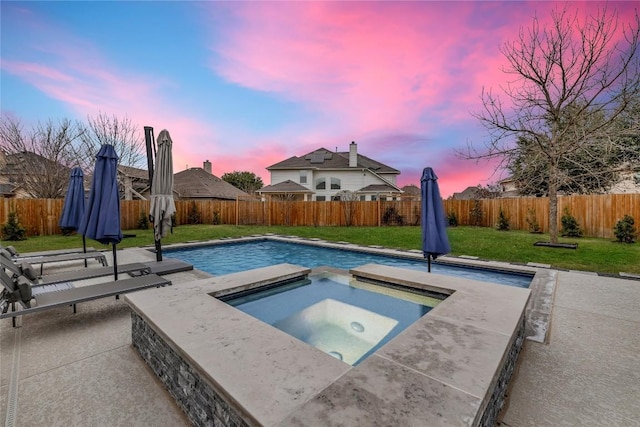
[222, 274, 435, 365]
[167, 240, 532, 288]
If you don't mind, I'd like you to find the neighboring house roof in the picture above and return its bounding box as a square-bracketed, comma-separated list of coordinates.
[451, 186, 484, 200]
[174, 168, 250, 200]
[118, 165, 149, 181]
[267, 147, 400, 174]
[258, 180, 313, 194]
[3, 151, 68, 175]
[0, 183, 17, 197]
[358, 184, 402, 193]
[401, 184, 420, 198]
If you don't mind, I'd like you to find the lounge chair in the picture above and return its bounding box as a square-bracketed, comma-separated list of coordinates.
[0, 244, 96, 259]
[0, 255, 151, 285]
[0, 248, 107, 275]
[0, 268, 171, 327]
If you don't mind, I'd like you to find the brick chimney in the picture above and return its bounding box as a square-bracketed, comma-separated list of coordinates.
[349, 141, 357, 167]
[203, 160, 212, 174]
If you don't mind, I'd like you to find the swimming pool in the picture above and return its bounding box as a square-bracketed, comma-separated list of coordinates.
[166, 238, 533, 287]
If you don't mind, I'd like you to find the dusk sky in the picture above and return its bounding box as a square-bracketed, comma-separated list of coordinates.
[1, 1, 636, 197]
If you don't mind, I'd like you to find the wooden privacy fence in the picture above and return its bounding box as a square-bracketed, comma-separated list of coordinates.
[1, 194, 638, 239]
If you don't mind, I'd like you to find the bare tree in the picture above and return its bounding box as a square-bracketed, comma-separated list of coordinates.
[78, 112, 145, 172]
[461, 6, 640, 243]
[0, 115, 83, 198]
[335, 190, 359, 226]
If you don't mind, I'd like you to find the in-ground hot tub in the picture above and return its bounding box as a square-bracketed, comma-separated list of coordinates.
[274, 298, 399, 365]
[126, 263, 535, 426]
[221, 272, 442, 366]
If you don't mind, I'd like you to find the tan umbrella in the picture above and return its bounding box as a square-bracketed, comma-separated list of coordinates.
[149, 129, 176, 261]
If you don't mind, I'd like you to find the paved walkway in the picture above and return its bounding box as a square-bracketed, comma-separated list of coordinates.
[2, 248, 639, 426]
[498, 271, 640, 426]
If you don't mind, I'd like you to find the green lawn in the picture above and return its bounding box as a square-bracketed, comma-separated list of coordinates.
[3, 225, 639, 275]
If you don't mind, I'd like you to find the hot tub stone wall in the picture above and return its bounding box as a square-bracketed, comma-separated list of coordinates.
[479, 314, 526, 427]
[131, 312, 252, 427]
[133, 308, 527, 427]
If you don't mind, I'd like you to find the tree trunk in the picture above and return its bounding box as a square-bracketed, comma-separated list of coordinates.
[548, 162, 559, 243]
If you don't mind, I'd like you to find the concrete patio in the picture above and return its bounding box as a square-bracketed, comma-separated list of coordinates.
[1, 247, 639, 426]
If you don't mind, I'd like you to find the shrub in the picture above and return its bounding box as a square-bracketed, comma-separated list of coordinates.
[496, 208, 510, 231]
[469, 200, 483, 226]
[613, 215, 637, 243]
[2, 211, 27, 241]
[382, 206, 404, 226]
[212, 210, 221, 225]
[447, 211, 458, 227]
[560, 208, 583, 238]
[137, 210, 149, 230]
[187, 201, 201, 224]
[526, 208, 542, 233]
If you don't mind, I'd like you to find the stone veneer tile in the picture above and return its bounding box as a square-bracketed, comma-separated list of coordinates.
[378, 315, 511, 398]
[278, 355, 482, 427]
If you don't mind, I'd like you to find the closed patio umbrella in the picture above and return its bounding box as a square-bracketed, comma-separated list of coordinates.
[59, 167, 88, 266]
[149, 129, 176, 261]
[78, 145, 123, 279]
[421, 167, 451, 272]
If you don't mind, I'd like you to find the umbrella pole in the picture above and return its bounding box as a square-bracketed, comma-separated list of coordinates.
[82, 235, 87, 268]
[428, 255, 432, 273]
[112, 244, 118, 281]
[155, 239, 163, 262]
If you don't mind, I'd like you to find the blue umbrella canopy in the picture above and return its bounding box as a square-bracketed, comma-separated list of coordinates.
[78, 144, 123, 278]
[78, 144, 123, 245]
[421, 167, 451, 271]
[59, 167, 85, 231]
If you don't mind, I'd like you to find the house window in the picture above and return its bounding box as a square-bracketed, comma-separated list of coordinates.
[330, 178, 341, 190]
[300, 171, 307, 184]
[316, 196, 326, 201]
[332, 195, 341, 201]
[371, 195, 377, 201]
[359, 195, 366, 201]
[315, 178, 326, 190]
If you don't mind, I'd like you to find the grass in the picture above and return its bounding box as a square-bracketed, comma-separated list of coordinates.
[3, 225, 639, 275]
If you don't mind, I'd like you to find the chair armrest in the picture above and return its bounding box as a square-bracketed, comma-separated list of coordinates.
[16, 276, 32, 307]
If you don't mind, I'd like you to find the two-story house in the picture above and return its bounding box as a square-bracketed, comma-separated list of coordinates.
[259, 142, 402, 201]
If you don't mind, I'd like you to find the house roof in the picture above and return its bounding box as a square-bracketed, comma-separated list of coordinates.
[0, 183, 16, 196]
[173, 168, 250, 200]
[258, 180, 313, 194]
[451, 186, 484, 200]
[358, 184, 402, 193]
[267, 147, 400, 174]
[401, 184, 420, 196]
[118, 165, 149, 180]
[2, 151, 69, 177]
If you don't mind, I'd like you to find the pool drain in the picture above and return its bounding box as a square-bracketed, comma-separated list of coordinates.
[350, 321, 364, 332]
[328, 351, 343, 361]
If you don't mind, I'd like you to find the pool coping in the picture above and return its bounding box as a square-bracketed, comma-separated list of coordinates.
[155, 234, 556, 343]
[125, 261, 532, 426]
[157, 234, 541, 277]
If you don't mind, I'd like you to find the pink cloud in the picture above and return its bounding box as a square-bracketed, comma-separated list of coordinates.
[207, 1, 637, 134]
[207, 3, 567, 133]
